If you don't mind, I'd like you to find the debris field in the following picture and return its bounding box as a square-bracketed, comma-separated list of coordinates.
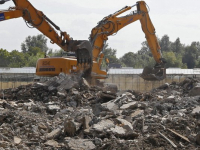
[0, 73, 200, 150]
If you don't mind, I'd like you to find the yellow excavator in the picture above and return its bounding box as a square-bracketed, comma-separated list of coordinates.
[0, 0, 166, 81]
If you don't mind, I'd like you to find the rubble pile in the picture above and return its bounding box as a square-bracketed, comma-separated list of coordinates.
[0, 75, 200, 149]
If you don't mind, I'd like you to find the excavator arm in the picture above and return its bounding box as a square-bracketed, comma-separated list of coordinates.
[0, 0, 92, 66]
[90, 1, 166, 81]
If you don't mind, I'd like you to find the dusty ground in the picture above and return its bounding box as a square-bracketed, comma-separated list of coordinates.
[0, 74, 200, 150]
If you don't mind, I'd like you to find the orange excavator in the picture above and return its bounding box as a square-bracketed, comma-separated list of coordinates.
[89, 1, 166, 81]
[0, 0, 166, 81]
[0, 0, 93, 78]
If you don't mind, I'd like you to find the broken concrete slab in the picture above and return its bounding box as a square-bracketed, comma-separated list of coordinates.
[1, 75, 200, 149]
[46, 105, 60, 115]
[101, 101, 119, 112]
[91, 119, 115, 132]
[120, 101, 137, 110]
[44, 140, 59, 147]
[189, 85, 200, 96]
[131, 109, 144, 119]
[46, 128, 61, 140]
[115, 118, 133, 130]
[109, 126, 126, 136]
[192, 106, 200, 115]
[65, 138, 96, 150]
[100, 92, 116, 101]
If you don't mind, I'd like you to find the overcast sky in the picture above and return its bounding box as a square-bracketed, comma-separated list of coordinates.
[0, 0, 200, 58]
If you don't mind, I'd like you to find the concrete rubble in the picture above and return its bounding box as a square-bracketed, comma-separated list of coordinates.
[0, 74, 200, 149]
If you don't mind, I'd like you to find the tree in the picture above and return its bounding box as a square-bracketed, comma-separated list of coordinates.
[21, 34, 48, 55]
[0, 49, 11, 67]
[138, 41, 151, 56]
[26, 53, 44, 67]
[159, 35, 171, 52]
[120, 52, 136, 67]
[182, 42, 200, 68]
[171, 38, 184, 54]
[103, 46, 120, 64]
[50, 49, 63, 57]
[163, 51, 185, 68]
[9, 50, 27, 67]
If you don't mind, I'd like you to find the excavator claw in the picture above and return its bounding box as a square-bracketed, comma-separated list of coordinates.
[140, 66, 166, 81]
[69, 40, 93, 66]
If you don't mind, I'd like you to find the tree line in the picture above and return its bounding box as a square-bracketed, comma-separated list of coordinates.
[0, 34, 59, 67]
[104, 35, 200, 69]
[0, 34, 200, 69]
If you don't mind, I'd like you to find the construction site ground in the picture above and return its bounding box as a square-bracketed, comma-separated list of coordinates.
[0, 73, 200, 150]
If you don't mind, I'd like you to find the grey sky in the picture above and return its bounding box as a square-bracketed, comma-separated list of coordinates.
[0, 0, 200, 58]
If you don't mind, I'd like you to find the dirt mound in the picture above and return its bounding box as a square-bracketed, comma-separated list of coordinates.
[0, 75, 200, 149]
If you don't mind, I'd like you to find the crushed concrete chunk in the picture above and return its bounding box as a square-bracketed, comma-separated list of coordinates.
[192, 106, 200, 115]
[44, 140, 59, 147]
[116, 118, 133, 130]
[131, 110, 144, 119]
[110, 126, 126, 136]
[101, 101, 118, 112]
[92, 119, 115, 132]
[66, 139, 96, 150]
[14, 136, 22, 144]
[120, 102, 137, 110]
[46, 128, 61, 140]
[189, 85, 200, 96]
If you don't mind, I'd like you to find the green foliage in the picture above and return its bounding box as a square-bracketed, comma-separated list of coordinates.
[1, 34, 200, 70]
[171, 38, 184, 54]
[19, 34, 49, 67]
[102, 46, 121, 67]
[51, 49, 64, 57]
[119, 34, 200, 69]
[120, 52, 135, 67]
[162, 51, 183, 68]
[182, 42, 200, 68]
[159, 35, 171, 52]
[25, 53, 44, 67]
[120, 51, 154, 68]
[9, 50, 27, 67]
[0, 48, 11, 67]
[0, 34, 50, 68]
[21, 34, 48, 55]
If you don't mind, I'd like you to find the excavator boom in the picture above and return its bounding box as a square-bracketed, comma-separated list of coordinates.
[90, 1, 166, 81]
[0, 0, 93, 67]
[0, 0, 165, 81]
